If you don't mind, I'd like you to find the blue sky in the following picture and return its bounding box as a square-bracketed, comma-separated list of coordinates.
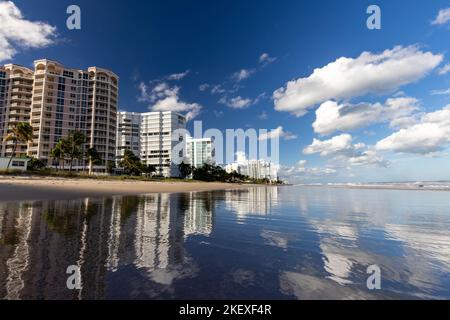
[2, 0, 450, 183]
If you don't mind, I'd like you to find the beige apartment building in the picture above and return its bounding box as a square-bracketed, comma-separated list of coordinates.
[0, 64, 34, 158]
[29, 60, 118, 173]
[0, 60, 119, 173]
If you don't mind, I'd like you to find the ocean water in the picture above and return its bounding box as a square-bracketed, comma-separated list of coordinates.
[0, 186, 449, 300]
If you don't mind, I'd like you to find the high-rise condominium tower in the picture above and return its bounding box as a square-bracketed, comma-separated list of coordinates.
[186, 136, 215, 168]
[0, 64, 34, 158]
[30, 60, 118, 173]
[116, 111, 142, 163]
[140, 111, 186, 177]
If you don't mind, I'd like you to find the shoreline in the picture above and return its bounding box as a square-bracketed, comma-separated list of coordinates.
[295, 184, 450, 192]
[0, 176, 250, 202]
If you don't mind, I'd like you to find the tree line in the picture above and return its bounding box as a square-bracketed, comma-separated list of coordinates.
[2, 122, 102, 173]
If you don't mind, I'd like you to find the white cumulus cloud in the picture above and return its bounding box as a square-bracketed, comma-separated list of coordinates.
[376, 105, 450, 154]
[303, 134, 364, 156]
[139, 81, 201, 120]
[273, 46, 443, 117]
[431, 7, 450, 25]
[0, 1, 56, 62]
[313, 97, 420, 135]
[304, 134, 387, 167]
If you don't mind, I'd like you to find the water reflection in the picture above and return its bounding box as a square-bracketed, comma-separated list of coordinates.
[0, 186, 449, 299]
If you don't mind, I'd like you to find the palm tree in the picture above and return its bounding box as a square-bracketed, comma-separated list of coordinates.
[141, 163, 157, 178]
[3, 122, 33, 170]
[119, 149, 141, 175]
[51, 141, 64, 170]
[178, 161, 193, 179]
[86, 147, 101, 174]
[62, 131, 86, 172]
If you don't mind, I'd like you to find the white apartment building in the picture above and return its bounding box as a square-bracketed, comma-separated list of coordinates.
[139, 111, 186, 177]
[225, 153, 278, 182]
[186, 136, 215, 168]
[116, 111, 141, 163]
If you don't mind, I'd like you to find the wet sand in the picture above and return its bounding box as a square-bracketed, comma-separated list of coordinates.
[0, 176, 248, 202]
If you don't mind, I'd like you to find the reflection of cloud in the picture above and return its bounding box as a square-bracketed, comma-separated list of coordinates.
[311, 221, 359, 285]
[385, 224, 450, 268]
[320, 245, 353, 285]
[280, 271, 375, 300]
[384, 224, 450, 294]
[260, 230, 289, 250]
[148, 261, 198, 286]
[231, 269, 255, 286]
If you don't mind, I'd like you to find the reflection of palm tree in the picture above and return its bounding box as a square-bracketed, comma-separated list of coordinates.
[43, 210, 78, 236]
[119, 196, 141, 223]
[2, 122, 33, 170]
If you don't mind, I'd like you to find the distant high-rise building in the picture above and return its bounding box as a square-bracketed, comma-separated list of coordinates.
[140, 111, 186, 177]
[225, 153, 278, 182]
[186, 136, 215, 168]
[0, 64, 34, 158]
[29, 60, 118, 173]
[116, 111, 141, 163]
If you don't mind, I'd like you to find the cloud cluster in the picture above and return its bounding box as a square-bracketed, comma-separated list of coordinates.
[166, 70, 190, 81]
[431, 7, 450, 25]
[231, 69, 255, 82]
[230, 53, 277, 83]
[139, 82, 201, 121]
[279, 160, 337, 178]
[376, 105, 450, 154]
[259, 52, 277, 65]
[273, 46, 442, 117]
[438, 63, 450, 75]
[431, 87, 450, 95]
[0, 1, 56, 62]
[303, 134, 364, 156]
[303, 134, 388, 167]
[258, 126, 297, 141]
[219, 93, 265, 109]
[313, 97, 420, 135]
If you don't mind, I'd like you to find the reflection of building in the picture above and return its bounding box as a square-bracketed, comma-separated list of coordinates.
[186, 136, 215, 168]
[0, 64, 34, 158]
[224, 186, 279, 217]
[116, 111, 141, 164]
[0, 191, 219, 299]
[225, 153, 278, 182]
[183, 192, 213, 237]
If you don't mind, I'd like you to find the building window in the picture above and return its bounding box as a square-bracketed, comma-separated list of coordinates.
[12, 161, 25, 167]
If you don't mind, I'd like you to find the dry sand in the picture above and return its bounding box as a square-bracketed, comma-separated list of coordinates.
[0, 176, 247, 202]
